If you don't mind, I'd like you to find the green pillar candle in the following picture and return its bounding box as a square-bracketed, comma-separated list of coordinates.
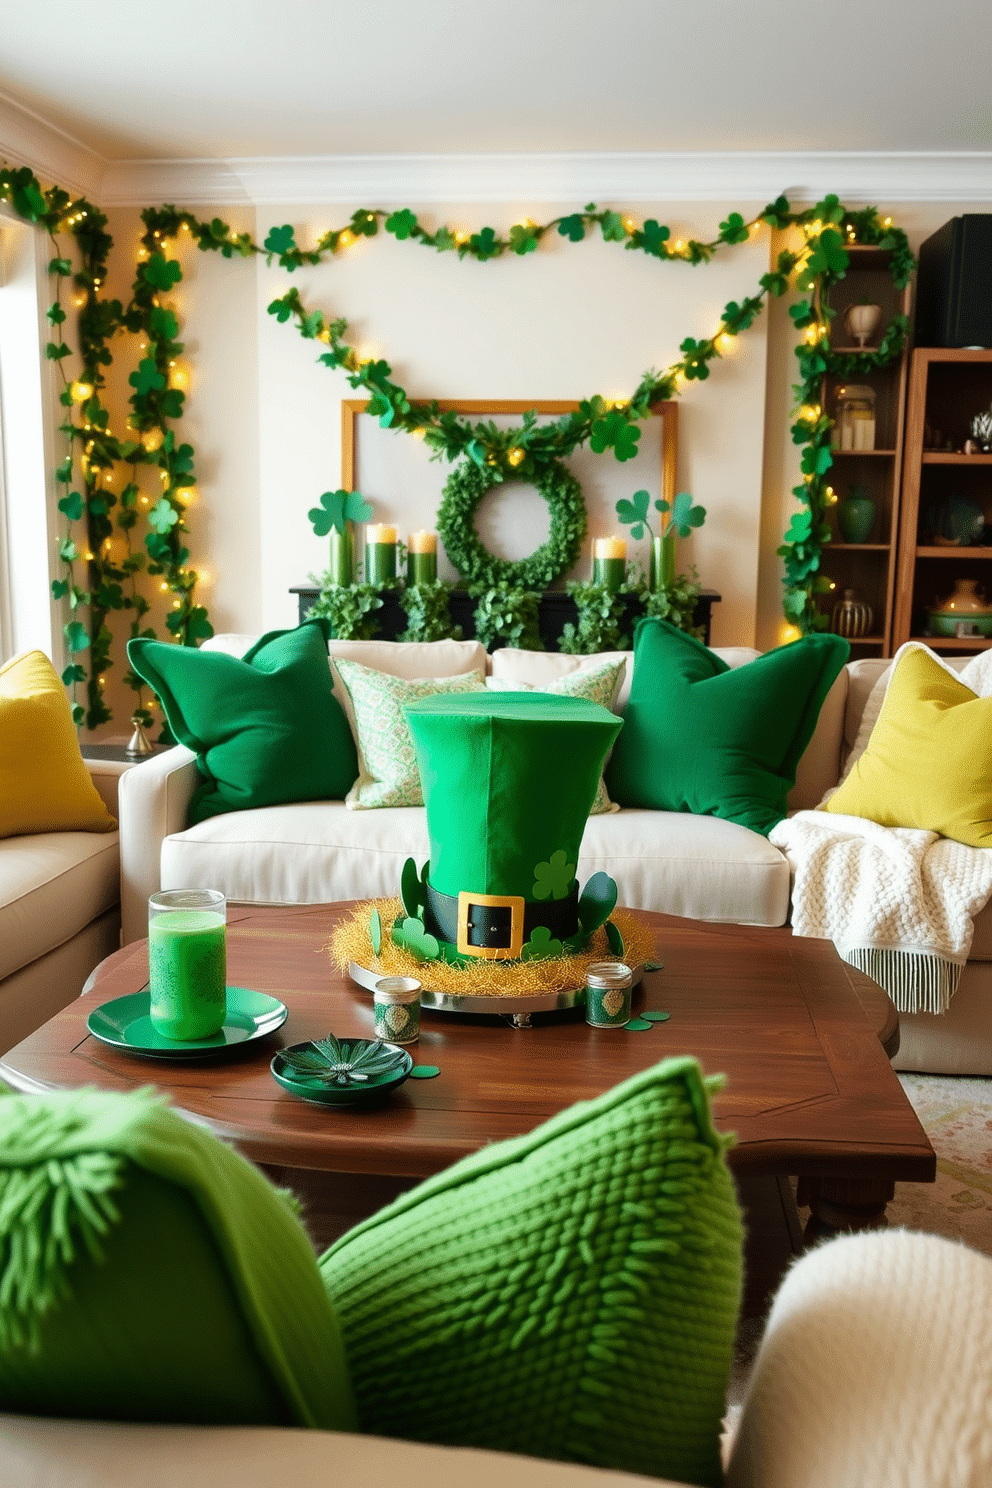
[592, 556, 627, 593]
[148, 891, 226, 1041]
[407, 550, 437, 585]
[328, 526, 354, 587]
[366, 525, 397, 585]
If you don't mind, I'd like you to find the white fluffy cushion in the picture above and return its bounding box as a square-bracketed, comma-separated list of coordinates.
[727, 1229, 992, 1488]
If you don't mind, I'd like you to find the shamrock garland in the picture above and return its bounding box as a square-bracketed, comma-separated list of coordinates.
[0, 165, 915, 735]
[436, 456, 587, 590]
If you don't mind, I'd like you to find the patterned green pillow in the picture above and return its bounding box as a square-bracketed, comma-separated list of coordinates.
[0, 1088, 356, 1430]
[495, 659, 624, 814]
[319, 1056, 742, 1487]
[334, 658, 486, 809]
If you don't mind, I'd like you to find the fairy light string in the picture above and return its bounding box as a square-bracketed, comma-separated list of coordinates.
[0, 164, 913, 727]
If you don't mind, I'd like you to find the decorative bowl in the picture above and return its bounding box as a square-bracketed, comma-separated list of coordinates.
[271, 1035, 414, 1107]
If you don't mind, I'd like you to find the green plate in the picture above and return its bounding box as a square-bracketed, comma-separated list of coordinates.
[271, 1039, 414, 1107]
[86, 986, 288, 1059]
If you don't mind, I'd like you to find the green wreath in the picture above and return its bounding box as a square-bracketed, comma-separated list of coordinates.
[436, 457, 587, 590]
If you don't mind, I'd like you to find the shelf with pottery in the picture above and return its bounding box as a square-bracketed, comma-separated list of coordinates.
[817, 245, 913, 653]
[892, 347, 992, 654]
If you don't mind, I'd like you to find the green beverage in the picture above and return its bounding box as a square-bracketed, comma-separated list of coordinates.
[148, 898, 227, 1040]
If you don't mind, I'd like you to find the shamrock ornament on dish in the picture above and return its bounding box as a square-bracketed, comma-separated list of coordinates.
[279, 1035, 408, 1086]
[533, 850, 576, 902]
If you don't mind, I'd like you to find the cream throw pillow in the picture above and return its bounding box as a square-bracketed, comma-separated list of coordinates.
[335, 659, 487, 809]
[486, 657, 624, 814]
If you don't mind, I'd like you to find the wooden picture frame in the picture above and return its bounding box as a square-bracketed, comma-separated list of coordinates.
[341, 398, 678, 506]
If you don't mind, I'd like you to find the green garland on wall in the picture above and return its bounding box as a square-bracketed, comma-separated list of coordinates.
[0, 165, 914, 731]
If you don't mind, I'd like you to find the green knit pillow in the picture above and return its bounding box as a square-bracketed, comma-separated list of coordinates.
[0, 1088, 356, 1431]
[319, 1057, 742, 1488]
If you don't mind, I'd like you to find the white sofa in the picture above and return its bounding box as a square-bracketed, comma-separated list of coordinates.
[117, 636, 992, 1076]
[0, 757, 123, 1056]
[3, 1227, 991, 1488]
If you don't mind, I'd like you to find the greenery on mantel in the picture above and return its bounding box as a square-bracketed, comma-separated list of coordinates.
[0, 162, 915, 727]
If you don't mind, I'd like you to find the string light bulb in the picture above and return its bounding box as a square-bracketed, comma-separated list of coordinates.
[69, 380, 94, 403]
[506, 447, 525, 467]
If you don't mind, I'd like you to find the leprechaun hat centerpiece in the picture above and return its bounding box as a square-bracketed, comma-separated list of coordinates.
[397, 691, 623, 963]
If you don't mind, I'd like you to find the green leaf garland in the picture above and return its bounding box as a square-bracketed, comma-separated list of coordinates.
[0, 166, 916, 732]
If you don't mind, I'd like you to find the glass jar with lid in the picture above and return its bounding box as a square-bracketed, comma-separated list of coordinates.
[832, 384, 876, 452]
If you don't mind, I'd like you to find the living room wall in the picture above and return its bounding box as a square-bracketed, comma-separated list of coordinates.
[5, 147, 988, 735]
[93, 199, 771, 723]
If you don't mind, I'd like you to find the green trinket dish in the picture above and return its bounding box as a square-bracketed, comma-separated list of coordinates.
[86, 987, 287, 1059]
[271, 1037, 414, 1107]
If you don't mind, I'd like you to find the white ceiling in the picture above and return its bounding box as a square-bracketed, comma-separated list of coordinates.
[2, 0, 992, 164]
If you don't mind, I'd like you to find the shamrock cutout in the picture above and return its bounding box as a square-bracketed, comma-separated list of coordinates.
[58, 491, 85, 522]
[468, 227, 500, 261]
[142, 254, 182, 291]
[605, 920, 625, 957]
[509, 223, 539, 256]
[639, 219, 671, 256]
[64, 621, 88, 654]
[533, 849, 576, 902]
[147, 499, 179, 535]
[400, 857, 428, 919]
[590, 409, 641, 461]
[184, 606, 214, 643]
[520, 927, 564, 962]
[557, 214, 586, 243]
[660, 490, 707, 539]
[599, 211, 627, 242]
[386, 209, 419, 240]
[129, 359, 165, 397]
[393, 916, 440, 962]
[719, 212, 750, 245]
[308, 488, 374, 537]
[615, 488, 659, 541]
[578, 872, 619, 935]
[264, 224, 297, 256]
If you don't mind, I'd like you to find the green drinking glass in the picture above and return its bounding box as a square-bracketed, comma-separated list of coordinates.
[148, 888, 227, 1040]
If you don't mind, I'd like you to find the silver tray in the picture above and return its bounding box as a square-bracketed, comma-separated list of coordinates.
[348, 960, 644, 1025]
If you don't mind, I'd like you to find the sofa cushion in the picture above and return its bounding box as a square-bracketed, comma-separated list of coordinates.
[162, 801, 431, 905]
[128, 622, 358, 823]
[0, 830, 120, 981]
[605, 620, 849, 835]
[489, 644, 763, 715]
[159, 801, 791, 926]
[825, 645, 992, 848]
[578, 809, 791, 926]
[0, 1088, 356, 1431]
[334, 660, 488, 809]
[0, 652, 117, 839]
[319, 1056, 742, 1487]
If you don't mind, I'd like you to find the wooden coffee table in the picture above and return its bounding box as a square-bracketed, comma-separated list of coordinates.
[1, 903, 935, 1255]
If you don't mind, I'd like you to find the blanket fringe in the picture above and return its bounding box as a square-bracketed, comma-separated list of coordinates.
[840, 947, 961, 1015]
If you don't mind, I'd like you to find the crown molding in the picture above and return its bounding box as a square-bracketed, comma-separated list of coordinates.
[0, 93, 104, 200]
[4, 104, 992, 211]
[98, 150, 992, 208]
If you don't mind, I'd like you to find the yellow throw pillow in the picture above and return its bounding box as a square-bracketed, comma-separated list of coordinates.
[824, 646, 992, 848]
[0, 651, 117, 838]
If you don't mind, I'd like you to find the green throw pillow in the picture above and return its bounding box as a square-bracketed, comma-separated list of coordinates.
[319, 1056, 742, 1488]
[128, 620, 358, 823]
[605, 619, 849, 834]
[0, 1087, 356, 1430]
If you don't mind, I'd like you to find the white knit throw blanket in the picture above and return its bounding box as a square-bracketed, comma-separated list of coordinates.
[768, 645, 992, 1015]
[769, 811, 992, 1013]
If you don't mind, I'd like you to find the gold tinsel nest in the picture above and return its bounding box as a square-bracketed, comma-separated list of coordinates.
[328, 898, 657, 998]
